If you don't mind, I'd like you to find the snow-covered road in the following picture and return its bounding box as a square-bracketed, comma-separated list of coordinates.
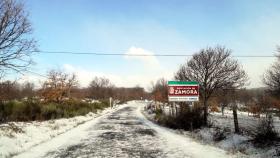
[15, 101, 234, 158]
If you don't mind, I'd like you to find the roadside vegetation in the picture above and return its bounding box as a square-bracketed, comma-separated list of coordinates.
[147, 46, 280, 156]
[0, 99, 110, 122]
[0, 69, 147, 123]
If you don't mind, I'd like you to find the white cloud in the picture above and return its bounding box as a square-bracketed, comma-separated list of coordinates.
[17, 74, 44, 89]
[124, 46, 160, 68]
[63, 64, 122, 87]
[13, 63, 173, 91]
[62, 64, 173, 90]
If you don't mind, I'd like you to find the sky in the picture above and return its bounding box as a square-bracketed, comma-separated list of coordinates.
[14, 0, 280, 89]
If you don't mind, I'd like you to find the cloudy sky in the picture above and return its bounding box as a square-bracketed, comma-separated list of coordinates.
[16, 0, 280, 89]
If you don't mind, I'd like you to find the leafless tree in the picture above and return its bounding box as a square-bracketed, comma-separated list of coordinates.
[41, 70, 78, 102]
[113, 86, 147, 101]
[215, 89, 231, 116]
[0, 0, 36, 73]
[263, 49, 280, 97]
[88, 77, 115, 100]
[150, 78, 168, 103]
[175, 46, 247, 125]
[21, 81, 35, 98]
[0, 80, 20, 101]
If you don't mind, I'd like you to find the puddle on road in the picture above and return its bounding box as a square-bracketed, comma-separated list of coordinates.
[107, 115, 121, 120]
[135, 128, 156, 136]
[45, 143, 86, 158]
[99, 131, 126, 140]
[97, 124, 115, 130]
[121, 146, 162, 158]
[117, 121, 142, 126]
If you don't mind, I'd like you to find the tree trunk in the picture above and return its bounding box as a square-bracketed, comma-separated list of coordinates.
[221, 105, 225, 116]
[233, 104, 240, 133]
[203, 97, 208, 125]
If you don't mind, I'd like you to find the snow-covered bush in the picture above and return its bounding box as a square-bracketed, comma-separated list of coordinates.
[213, 127, 229, 141]
[253, 115, 279, 146]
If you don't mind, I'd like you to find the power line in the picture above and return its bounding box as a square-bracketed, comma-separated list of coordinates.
[31, 50, 277, 58]
[34, 51, 193, 56]
[24, 70, 48, 78]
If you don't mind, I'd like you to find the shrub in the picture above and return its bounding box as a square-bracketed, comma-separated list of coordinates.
[0, 99, 111, 122]
[41, 103, 58, 120]
[11, 101, 27, 121]
[154, 108, 163, 118]
[0, 101, 14, 122]
[156, 107, 205, 130]
[253, 115, 279, 146]
[23, 100, 41, 120]
[210, 105, 220, 112]
[213, 127, 228, 141]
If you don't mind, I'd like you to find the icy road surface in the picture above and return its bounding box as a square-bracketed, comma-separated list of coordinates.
[16, 101, 233, 158]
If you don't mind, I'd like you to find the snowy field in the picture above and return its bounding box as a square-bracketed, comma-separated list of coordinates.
[211, 109, 280, 133]
[0, 105, 124, 158]
[160, 105, 280, 133]
[145, 104, 280, 157]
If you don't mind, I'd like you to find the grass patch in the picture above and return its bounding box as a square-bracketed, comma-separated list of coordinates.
[0, 99, 110, 122]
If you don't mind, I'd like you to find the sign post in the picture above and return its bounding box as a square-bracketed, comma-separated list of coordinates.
[109, 97, 112, 109]
[168, 81, 199, 131]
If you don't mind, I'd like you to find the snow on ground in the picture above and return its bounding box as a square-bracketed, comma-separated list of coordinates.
[211, 109, 280, 133]
[2, 101, 278, 158]
[16, 101, 239, 158]
[136, 103, 243, 158]
[144, 103, 280, 157]
[208, 110, 280, 157]
[0, 104, 126, 158]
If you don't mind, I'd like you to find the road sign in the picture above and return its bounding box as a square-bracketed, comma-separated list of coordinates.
[168, 81, 199, 102]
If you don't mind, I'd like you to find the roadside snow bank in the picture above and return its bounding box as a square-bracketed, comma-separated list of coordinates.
[136, 102, 239, 158]
[0, 106, 120, 158]
[143, 102, 280, 157]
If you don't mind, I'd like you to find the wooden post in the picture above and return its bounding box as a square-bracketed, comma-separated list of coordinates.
[190, 102, 194, 131]
[174, 102, 177, 117]
[169, 103, 172, 116]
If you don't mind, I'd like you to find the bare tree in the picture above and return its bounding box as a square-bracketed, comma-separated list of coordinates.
[41, 70, 78, 102]
[215, 89, 231, 116]
[263, 49, 280, 97]
[0, 0, 36, 73]
[88, 77, 114, 100]
[0, 80, 20, 101]
[21, 81, 35, 99]
[175, 46, 247, 125]
[65, 73, 78, 98]
[150, 78, 168, 103]
[113, 86, 147, 101]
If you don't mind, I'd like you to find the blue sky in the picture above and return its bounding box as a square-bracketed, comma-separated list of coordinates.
[17, 0, 280, 88]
